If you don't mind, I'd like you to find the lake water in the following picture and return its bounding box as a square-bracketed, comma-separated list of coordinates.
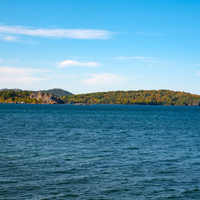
[0, 104, 200, 199]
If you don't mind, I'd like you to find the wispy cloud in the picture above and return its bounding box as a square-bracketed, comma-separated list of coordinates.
[83, 73, 128, 86]
[114, 56, 152, 60]
[0, 58, 19, 63]
[0, 66, 53, 75]
[0, 66, 52, 85]
[196, 72, 200, 76]
[114, 56, 125, 59]
[0, 25, 112, 39]
[0, 34, 18, 42]
[142, 60, 162, 63]
[183, 63, 200, 66]
[0, 77, 47, 84]
[3, 35, 17, 41]
[114, 56, 170, 63]
[114, 56, 153, 60]
[59, 60, 101, 68]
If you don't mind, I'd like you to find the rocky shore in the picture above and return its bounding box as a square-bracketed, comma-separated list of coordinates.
[30, 92, 64, 104]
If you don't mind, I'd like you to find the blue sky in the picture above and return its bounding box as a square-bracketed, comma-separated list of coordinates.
[0, 0, 200, 94]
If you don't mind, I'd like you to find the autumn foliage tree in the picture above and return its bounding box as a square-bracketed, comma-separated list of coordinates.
[60, 90, 200, 106]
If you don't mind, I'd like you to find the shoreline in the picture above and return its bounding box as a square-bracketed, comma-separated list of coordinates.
[0, 102, 199, 106]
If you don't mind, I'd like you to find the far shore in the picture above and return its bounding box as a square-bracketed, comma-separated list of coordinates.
[0, 102, 199, 106]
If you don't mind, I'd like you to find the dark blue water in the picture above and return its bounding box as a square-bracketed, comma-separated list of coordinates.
[0, 104, 200, 199]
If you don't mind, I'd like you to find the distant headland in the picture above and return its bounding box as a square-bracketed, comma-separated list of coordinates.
[0, 88, 72, 104]
[0, 88, 200, 106]
[0, 88, 73, 97]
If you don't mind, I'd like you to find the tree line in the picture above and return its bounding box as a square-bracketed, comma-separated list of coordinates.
[60, 90, 200, 106]
[0, 90, 61, 103]
[0, 90, 40, 103]
[1, 89, 200, 106]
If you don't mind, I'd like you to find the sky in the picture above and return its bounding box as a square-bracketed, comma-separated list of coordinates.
[0, 0, 200, 94]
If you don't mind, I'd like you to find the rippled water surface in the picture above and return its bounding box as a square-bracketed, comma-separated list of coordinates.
[1, 104, 200, 199]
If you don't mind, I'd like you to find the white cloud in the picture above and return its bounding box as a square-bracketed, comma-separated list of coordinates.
[0, 58, 3, 62]
[59, 60, 101, 68]
[83, 73, 128, 86]
[0, 25, 112, 39]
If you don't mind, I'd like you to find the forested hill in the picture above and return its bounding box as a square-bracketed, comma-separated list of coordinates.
[61, 90, 200, 106]
[0, 88, 22, 92]
[0, 88, 73, 97]
[1, 89, 200, 106]
[0, 90, 64, 104]
[39, 89, 73, 97]
[0, 89, 73, 103]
